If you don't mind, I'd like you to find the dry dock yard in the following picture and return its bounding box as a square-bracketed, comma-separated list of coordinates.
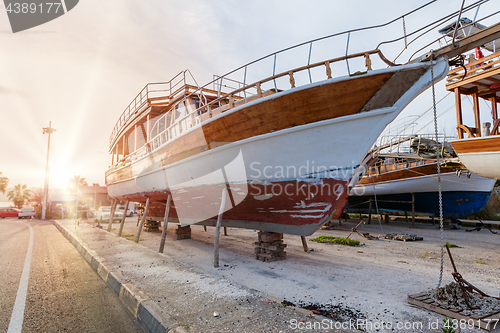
[55, 218, 500, 333]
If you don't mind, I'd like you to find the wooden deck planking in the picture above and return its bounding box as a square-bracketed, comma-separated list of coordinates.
[451, 136, 500, 154]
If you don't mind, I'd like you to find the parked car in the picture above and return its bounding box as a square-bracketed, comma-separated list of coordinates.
[117, 205, 134, 217]
[0, 208, 20, 218]
[94, 206, 124, 223]
[18, 207, 36, 219]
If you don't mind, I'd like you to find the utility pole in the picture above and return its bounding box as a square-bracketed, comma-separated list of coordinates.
[41, 122, 56, 220]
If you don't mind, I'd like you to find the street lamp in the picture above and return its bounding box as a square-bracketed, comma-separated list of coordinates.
[41, 121, 56, 220]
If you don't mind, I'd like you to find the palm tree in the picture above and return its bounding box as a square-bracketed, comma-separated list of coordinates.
[7, 184, 30, 209]
[69, 175, 88, 192]
[29, 188, 44, 219]
[29, 188, 44, 207]
[0, 172, 9, 194]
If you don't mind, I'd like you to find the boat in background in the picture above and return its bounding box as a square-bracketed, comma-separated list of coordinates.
[348, 155, 496, 220]
[446, 48, 500, 180]
[104, 3, 500, 236]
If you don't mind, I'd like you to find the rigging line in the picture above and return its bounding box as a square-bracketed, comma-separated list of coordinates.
[370, 175, 384, 235]
[430, 53, 445, 289]
[383, 92, 452, 138]
[414, 98, 460, 133]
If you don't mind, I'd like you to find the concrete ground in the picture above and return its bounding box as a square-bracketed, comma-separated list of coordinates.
[56, 217, 500, 333]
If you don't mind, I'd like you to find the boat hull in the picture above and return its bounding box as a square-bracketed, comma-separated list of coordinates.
[107, 110, 395, 236]
[450, 135, 500, 180]
[348, 191, 492, 218]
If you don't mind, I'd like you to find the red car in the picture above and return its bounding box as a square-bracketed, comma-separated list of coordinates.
[0, 208, 20, 218]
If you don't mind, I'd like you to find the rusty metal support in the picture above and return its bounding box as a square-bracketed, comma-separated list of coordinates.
[300, 236, 309, 252]
[445, 245, 500, 310]
[465, 220, 498, 234]
[117, 199, 130, 237]
[214, 188, 227, 268]
[411, 193, 415, 228]
[367, 198, 372, 224]
[107, 199, 117, 232]
[136, 197, 150, 243]
[347, 220, 365, 239]
[159, 194, 172, 253]
[347, 220, 378, 240]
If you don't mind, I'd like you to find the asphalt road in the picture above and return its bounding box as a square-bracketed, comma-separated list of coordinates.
[0, 218, 146, 333]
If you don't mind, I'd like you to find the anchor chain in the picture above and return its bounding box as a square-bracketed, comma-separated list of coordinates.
[430, 51, 445, 288]
[403, 16, 407, 49]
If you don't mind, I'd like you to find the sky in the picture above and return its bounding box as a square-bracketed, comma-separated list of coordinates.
[0, 0, 498, 193]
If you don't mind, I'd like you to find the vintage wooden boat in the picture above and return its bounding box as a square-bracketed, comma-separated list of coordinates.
[105, 3, 500, 236]
[348, 156, 496, 219]
[446, 48, 500, 180]
[105, 57, 448, 236]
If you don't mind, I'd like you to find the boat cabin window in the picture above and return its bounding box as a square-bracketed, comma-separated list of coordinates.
[189, 97, 201, 112]
[163, 111, 172, 129]
[174, 101, 187, 122]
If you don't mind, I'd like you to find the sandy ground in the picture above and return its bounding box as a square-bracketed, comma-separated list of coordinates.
[60, 217, 500, 333]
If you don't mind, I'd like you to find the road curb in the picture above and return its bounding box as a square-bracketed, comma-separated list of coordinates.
[54, 221, 184, 333]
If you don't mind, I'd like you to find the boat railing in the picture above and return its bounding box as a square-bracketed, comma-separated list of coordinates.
[112, 0, 498, 155]
[392, 2, 500, 63]
[366, 132, 455, 177]
[144, 1, 498, 155]
[212, 75, 258, 99]
[128, 145, 148, 163]
[446, 49, 500, 85]
[148, 109, 205, 153]
[109, 70, 210, 146]
[177, 0, 495, 120]
[375, 133, 455, 158]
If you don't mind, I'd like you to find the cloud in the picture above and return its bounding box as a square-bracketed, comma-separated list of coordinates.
[0, 84, 21, 96]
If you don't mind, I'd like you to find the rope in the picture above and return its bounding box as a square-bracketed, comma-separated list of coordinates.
[430, 52, 445, 288]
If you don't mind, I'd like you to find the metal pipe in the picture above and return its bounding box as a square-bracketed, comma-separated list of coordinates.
[301, 236, 309, 252]
[159, 194, 172, 253]
[307, 42, 313, 83]
[214, 188, 227, 268]
[468, 4, 482, 36]
[345, 32, 351, 76]
[118, 199, 130, 237]
[136, 197, 150, 243]
[243, 65, 247, 102]
[411, 193, 416, 228]
[367, 197, 372, 224]
[452, 0, 467, 48]
[107, 199, 117, 232]
[273, 54, 278, 93]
